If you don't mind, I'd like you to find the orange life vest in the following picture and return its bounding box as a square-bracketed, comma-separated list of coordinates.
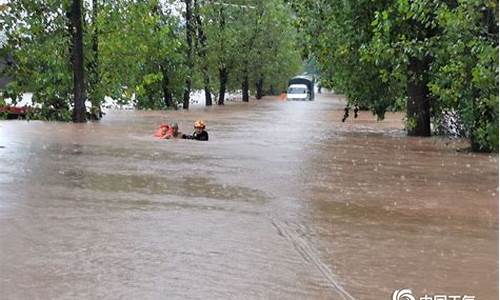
[154, 124, 173, 139]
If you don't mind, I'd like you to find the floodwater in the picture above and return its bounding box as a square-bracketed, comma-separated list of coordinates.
[0, 93, 497, 299]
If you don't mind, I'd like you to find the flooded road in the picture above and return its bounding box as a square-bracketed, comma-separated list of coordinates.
[0, 93, 497, 299]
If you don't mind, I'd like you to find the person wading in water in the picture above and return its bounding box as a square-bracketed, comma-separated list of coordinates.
[170, 123, 182, 138]
[154, 122, 183, 139]
[182, 120, 209, 141]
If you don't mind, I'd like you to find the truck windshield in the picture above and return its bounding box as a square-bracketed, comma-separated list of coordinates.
[288, 87, 307, 94]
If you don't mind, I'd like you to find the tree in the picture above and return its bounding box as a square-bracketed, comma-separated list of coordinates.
[252, 0, 302, 96]
[97, 0, 185, 110]
[368, 0, 498, 147]
[1, 0, 75, 121]
[367, 0, 443, 136]
[87, 0, 103, 120]
[290, 0, 498, 151]
[430, 0, 498, 151]
[183, 0, 194, 109]
[0, 0, 304, 120]
[202, 3, 236, 106]
[237, 1, 263, 102]
[215, 5, 229, 105]
[202, 0, 301, 103]
[69, 0, 87, 122]
[1, 0, 90, 122]
[290, 0, 398, 118]
[193, 0, 212, 106]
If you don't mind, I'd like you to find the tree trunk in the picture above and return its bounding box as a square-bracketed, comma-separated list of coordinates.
[194, 0, 212, 106]
[218, 67, 227, 105]
[242, 72, 249, 102]
[203, 84, 212, 106]
[470, 120, 484, 152]
[256, 74, 264, 99]
[217, 5, 226, 106]
[89, 0, 101, 120]
[152, 4, 174, 109]
[160, 65, 174, 108]
[183, 0, 193, 110]
[70, 0, 87, 123]
[240, 7, 263, 103]
[406, 56, 431, 136]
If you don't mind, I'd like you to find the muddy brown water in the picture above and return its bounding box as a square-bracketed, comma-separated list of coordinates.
[0, 93, 497, 299]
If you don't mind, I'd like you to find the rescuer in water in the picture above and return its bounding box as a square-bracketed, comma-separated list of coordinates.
[182, 120, 209, 141]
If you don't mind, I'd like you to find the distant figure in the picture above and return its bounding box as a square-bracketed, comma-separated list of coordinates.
[317, 83, 322, 94]
[342, 105, 360, 122]
[182, 120, 209, 141]
[342, 107, 349, 122]
[279, 91, 287, 101]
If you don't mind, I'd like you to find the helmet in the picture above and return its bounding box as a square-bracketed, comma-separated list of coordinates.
[194, 120, 205, 129]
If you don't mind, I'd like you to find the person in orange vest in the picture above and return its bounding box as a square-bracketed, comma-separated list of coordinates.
[154, 124, 173, 139]
[279, 90, 287, 101]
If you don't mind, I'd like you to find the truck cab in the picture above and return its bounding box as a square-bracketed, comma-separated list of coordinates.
[287, 84, 309, 101]
[287, 75, 315, 101]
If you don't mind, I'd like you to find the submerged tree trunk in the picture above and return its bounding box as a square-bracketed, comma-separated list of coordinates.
[70, 0, 87, 123]
[203, 84, 212, 106]
[256, 74, 264, 99]
[194, 0, 212, 106]
[241, 7, 263, 103]
[183, 0, 194, 109]
[242, 72, 249, 102]
[470, 115, 483, 152]
[218, 67, 228, 105]
[406, 56, 431, 136]
[216, 5, 227, 106]
[152, 4, 174, 109]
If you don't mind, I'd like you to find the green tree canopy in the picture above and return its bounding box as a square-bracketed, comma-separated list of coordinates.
[290, 0, 498, 151]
